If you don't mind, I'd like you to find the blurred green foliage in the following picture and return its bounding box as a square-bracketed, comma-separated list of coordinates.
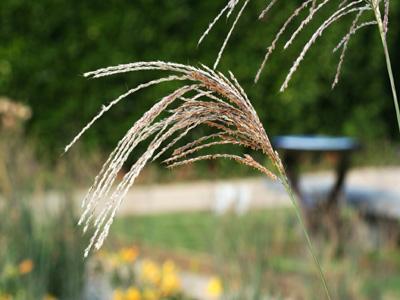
[1, 0, 399, 159]
[0, 127, 89, 299]
[0, 199, 88, 299]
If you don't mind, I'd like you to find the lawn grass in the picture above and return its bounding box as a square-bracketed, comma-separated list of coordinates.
[108, 208, 301, 253]
[109, 211, 219, 253]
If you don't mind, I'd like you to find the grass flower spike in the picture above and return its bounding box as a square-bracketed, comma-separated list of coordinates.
[65, 61, 284, 257]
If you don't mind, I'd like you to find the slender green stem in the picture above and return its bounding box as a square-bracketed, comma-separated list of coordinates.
[279, 173, 332, 300]
[372, 1, 400, 132]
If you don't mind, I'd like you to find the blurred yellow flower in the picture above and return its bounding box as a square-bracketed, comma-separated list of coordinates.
[18, 259, 34, 275]
[207, 276, 223, 298]
[162, 260, 176, 274]
[160, 271, 181, 296]
[0, 294, 12, 300]
[125, 287, 141, 300]
[43, 294, 57, 300]
[141, 260, 161, 285]
[113, 289, 124, 300]
[119, 247, 139, 263]
[142, 288, 159, 300]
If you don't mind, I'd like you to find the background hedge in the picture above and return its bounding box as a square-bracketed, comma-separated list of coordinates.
[1, 0, 399, 159]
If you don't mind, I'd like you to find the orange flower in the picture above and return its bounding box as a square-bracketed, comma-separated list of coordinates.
[119, 247, 139, 263]
[18, 259, 34, 275]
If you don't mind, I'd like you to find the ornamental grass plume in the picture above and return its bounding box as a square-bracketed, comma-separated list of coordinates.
[65, 61, 285, 257]
[200, 0, 400, 131]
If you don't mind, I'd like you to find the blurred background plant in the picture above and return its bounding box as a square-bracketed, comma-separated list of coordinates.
[0, 98, 90, 299]
[0, 197, 88, 300]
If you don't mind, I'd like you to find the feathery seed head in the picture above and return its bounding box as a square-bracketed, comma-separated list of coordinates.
[201, 0, 387, 88]
[66, 61, 282, 256]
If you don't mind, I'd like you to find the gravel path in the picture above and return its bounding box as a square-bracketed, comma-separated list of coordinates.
[108, 166, 400, 216]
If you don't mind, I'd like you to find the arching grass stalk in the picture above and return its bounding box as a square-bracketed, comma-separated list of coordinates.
[278, 171, 332, 300]
[370, 0, 400, 132]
